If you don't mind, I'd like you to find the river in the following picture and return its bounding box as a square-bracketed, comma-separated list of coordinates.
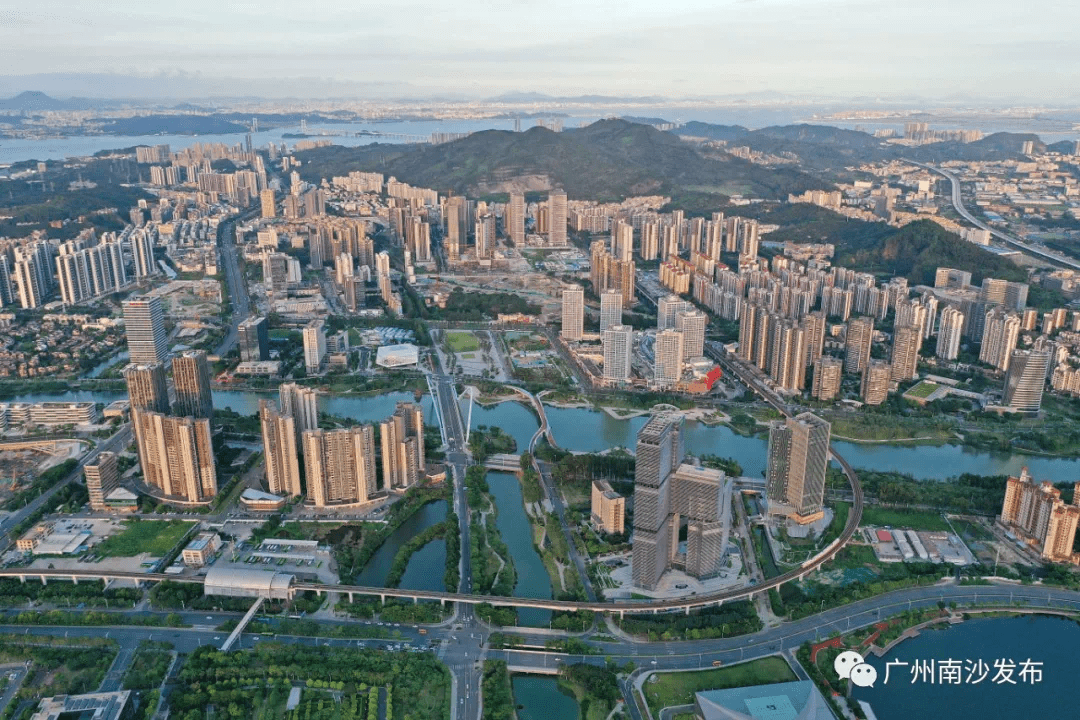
[353, 500, 447, 589]
[11, 388, 1080, 480]
[512, 676, 579, 720]
[487, 471, 553, 627]
[852, 615, 1080, 719]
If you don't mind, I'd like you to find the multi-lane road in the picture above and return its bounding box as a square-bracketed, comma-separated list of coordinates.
[213, 210, 257, 357]
[912, 160, 1080, 271]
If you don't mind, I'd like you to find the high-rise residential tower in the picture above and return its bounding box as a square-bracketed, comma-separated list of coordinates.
[561, 286, 584, 340]
[259, 400, 302, 497]
[600, 289, 623, 332]
[602, 325, 634, 383]
[302, 426, 377, 506]
[844, 316, 874, 374]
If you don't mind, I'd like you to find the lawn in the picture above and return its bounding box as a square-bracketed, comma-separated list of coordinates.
[905, 381, 939, 399]
[858, 507, 951, 532]
[94, 520, 195, 557]
[446, 331, 480, 353]
[643, 657, 797, 713]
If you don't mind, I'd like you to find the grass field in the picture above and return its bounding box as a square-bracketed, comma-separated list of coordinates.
[94, 520, 195, 557]
[643, 657, 797, 713]
[858, 507, 951, 532]
[446, 332, 480, 353]
[905, 381, 939, 399]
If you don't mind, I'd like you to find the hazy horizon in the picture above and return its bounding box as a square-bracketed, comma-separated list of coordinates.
[2, 0, 1078, 103]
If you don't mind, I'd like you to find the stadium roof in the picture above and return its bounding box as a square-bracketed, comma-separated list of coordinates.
[696, 681, 832, 720]
[376, 343, 419, 368]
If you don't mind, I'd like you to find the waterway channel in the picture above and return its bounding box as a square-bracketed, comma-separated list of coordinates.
[512, 676, 579, 720]
[487, 471, 553, 627]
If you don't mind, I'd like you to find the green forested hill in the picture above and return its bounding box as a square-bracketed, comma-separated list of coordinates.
[296, 119, 828, 201]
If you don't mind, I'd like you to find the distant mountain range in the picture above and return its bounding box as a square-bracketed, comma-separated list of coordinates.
[0, 91, 98, 112]
[676, 121, 1053, 171]
[296, 118, 829, 202]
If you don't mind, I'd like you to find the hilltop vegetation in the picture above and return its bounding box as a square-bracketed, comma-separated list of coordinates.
[676, 122, 1051, 173]
[296, 119, 827, 202]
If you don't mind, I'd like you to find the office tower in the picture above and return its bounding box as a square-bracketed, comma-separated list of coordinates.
[123, 363, 170, 414]
[263, 252, 291, 296]
[675, 309, 707, 360]
[1003, 350, 1049, 412]
[657, 294, 690, 330]
[844, 316, 874, 374]
[632, 415, 683, 590]
[861, 360, 891, 405]
[279, 383, 319, 437]
[260, 401, 301, 497]
[561, 286, 584, 340]
[1000, 468, 1080, 563]
[801, 311, 827, 365]
[812, 356, 843, 401]
[122, 296, 168, 364]
[591, 480, 625, 534]
[890, 323, 921, 382]
[670, 464, 726, 579]
[766, 412, 831, 524]
[603, 325, 634, 383]
[548, 190, 567, 246]
[302, 426, 377, 506]
[937, 306, 964, 360]
[600, 289, 623, 332]
[84, 452, 119, 511]
[934, 267, 972, 290]
[238, 316, 269, 362]
[769, 319, 808, 392]
[979, 307, 1021, 371]
[303, 319, 327, 375]
[653, 329, 685, 388]
[507, 192, 525, 245]
[172, 350, 213, 419]
[980, 278, 1028, 311]
[260, 188, 276, 218]
[133, 411, 217, 503]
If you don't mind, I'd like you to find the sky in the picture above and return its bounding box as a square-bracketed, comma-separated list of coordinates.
[1, 0, 1078, 100]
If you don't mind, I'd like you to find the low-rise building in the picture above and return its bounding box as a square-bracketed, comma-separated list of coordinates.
[591, 479, 625, 534]
[181, 532, 220, 567]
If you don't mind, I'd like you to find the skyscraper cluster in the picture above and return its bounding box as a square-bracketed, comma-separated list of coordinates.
[260, 388, 426, 507]
[590, 240, 636, 303]
[125, 351, 217, 505]
[631, 414, 726, 590]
